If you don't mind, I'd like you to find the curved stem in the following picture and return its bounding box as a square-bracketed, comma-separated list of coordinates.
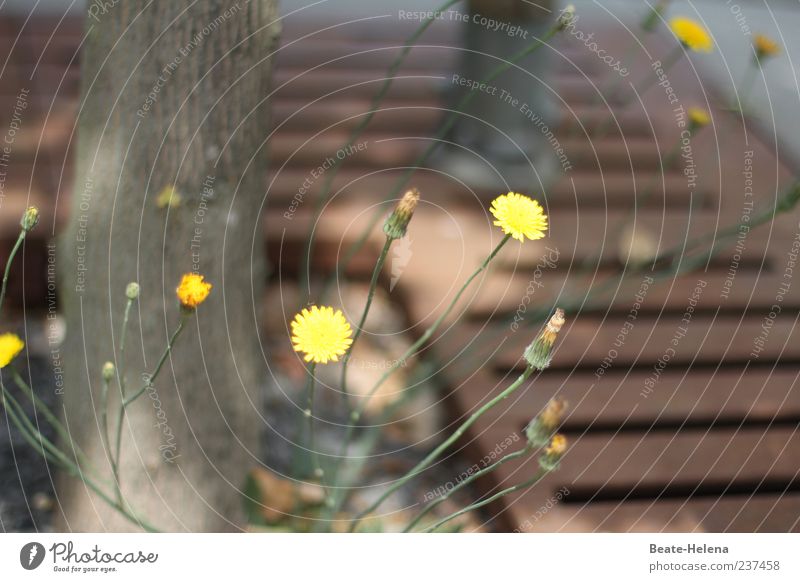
[737, 60, 759, 114]
[423, 468, 546, 532]
[123, 314, 187, 407]
[327, 234, 511, 520]
[9, 367, 92, 469]
[348, 363, 535, 532]
[404, 445, 533, 532]
[0, 230, 25, 315]
[339, 236, 393, 409]
[300, 0, 465, 303]
[320, 24, 561, 301]
[305, 362, 321, 479]
[0, 384, 159, 531]
[112, 298, 134, 500]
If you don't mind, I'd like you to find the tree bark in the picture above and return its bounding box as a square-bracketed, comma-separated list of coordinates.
[57, 0, 279, 532]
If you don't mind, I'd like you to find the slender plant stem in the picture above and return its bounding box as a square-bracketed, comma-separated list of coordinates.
[305, 362, 321, 479]
[423, 468, 546, 532]
[123, 314, 188, 407]
[0, 230, 25, 315]
[404, 446, 533, 532]
[326, 234, 511, 520]
[9, 367, 92, 469]
[0, 386, 159, 531]
[99, 371, 120, 502]
[737, 60, 759, 114]
[112, 298, 134, 501]
[300, 0, 465, 303]
[320, 24, 561, 301]
[348, 363, 535, 532]
[339, 236, 393, 409]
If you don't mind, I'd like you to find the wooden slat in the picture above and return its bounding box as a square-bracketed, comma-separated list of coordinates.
[454, 368, 800, 431]
[508, 495, 800, 533]
[464, 314, 800, 372]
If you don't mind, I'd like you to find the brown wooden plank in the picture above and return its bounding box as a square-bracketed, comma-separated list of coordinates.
[470, 313, 800, 371]
[467, 368, 800, 429]
[266, 168, 695, 207]
[507, 495, 800, 532]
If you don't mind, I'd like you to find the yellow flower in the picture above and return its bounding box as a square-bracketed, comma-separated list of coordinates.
[176, 273, 212, 309]
[754, 34, 780, 60]
[291, 305, 353, 364]
[490, 192, 548, 242]
[0, 333, 24, 368]
[669, 17, 713, 52]
[688, 107, 710, 129]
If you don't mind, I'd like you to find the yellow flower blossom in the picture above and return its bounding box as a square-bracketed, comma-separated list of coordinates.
[490, 192, 548, 242]
[0, 333, 24, 368]
[176, 273, 212, 309]
[291, 305, 353, 364]
[669, 17, 713, 53]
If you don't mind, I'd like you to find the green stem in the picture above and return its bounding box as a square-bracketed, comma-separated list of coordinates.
[320, 23, 561, 301]
[404, 445, 533, 532]
[423, 468, 546, 532]
[348, 363, 535, 532]
[300, 0, 465, 303]
[339, 236, 393, 409]
[0, 386, 159, 532]
[327, 234, 511, 519]
[112, 298, 134, 501]
[0, 230, 25, 315]
[9, 367, 92, 469]
[123, 314, 187, 407]
[737, 60, 759, 114]
[305, 362, 321, 480]
[99, 372, 119, 502]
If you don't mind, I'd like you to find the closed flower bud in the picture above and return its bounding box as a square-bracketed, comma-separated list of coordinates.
[526, 397, 568, 447]
[20, 206, 39, 232]
[125, 282, 140, 300]
[102, 361, 115, 382]
[539, 433, 567, 472]
[523, 308, 566, 371]
[557, 5, 575, 31]
[687, 107, 710, 133]
[383, 188, 420, 240]
[754, 34, 780, 62]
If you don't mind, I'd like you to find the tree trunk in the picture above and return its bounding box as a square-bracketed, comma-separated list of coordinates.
[57, 0, 279, 532]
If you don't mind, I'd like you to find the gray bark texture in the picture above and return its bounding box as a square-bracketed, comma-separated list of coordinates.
[57, 0, 279, 531]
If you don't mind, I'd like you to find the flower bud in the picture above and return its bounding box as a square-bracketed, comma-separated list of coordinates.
[539, 433, 567, 472]
[523, 309, 565, 371]
[687, 107, 710, 133]
[125, 282, 140, 300]
[526, 397, 568, 447]
[102, 361, 115, 382]
[20, 206, 39, 233]
[383, 188, 420, 240]
[754, 33, 780, 62]
[557, 5, 575, 31]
